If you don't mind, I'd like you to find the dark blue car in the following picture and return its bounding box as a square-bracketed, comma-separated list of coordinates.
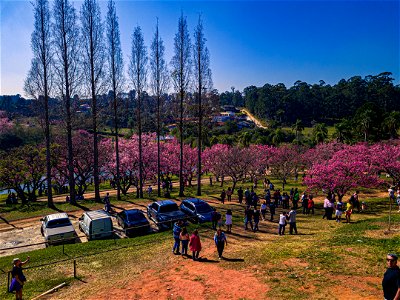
[116, 209, 150, 236]
[147, 200, 187, 230]
[180, 198, 214, 223]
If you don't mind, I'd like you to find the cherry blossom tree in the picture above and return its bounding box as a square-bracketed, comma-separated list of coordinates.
[370, 141, 400, 187]
[304, 146, 382, 200]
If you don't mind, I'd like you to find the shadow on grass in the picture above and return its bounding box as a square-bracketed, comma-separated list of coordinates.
[70, 202, 90, 211]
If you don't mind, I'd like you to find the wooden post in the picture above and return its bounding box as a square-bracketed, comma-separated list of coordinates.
[389, 197, 392, 231]
[73, 260, 76, 278]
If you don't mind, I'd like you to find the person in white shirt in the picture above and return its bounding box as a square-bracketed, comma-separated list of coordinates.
[288, 208, 297, 234]
[278, 211, 288, 236]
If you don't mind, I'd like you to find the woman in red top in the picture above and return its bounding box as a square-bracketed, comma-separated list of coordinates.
[307, 195, 315, 215]
[189, 229, 202, 261]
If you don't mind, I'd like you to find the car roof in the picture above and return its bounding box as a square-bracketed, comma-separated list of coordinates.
[156, 200, 177, 206]
[124, 209, 145, 216]
[84, 210, 110, 220]
[45, 212, 69, 221]
[184, 198, 206, 205]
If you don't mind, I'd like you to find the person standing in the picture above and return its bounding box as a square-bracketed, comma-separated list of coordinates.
[260, 201, 267, 221]
[180, 227, 190, 256]
[307, 195, 315, 215]
[211, 209, 219, 230]
[244, 206, 254, 231]
[293, 188, 300, 209]
[253, 209, 260, 232]
[353, 190, 360, 212]
[220, 189, 226, 204]
[345, 199, 353, 223]
[225, 209, 233, 233]
[9, 256, 30, 300]
[382, 253, 400, 300]
[189, 229, 202, 261]
[226, 187, 233, 202]
[214, 229, 228, 259]
[301, 192, 308, 215]
[288, 207, 298, 234]
[335, 199, 344, 223]
[278, 211, 288, 236]
[147, 185, 153, 197]
[269, 201, 276, 222]
[172, 220, 183, 255]
[323, 194, 331, 219]
[237, 187, 244, 204]
[244, 188, 251, 205]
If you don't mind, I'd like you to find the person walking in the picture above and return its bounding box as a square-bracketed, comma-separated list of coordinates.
[189, 229, 202, 261]
[288, 207, 298, 234]
[9, 256, 30, 300]
[225, 209, 233, 233]
[382, 253, 400, 300]
[172, 220, 183, 255]
[180, 227, 190, 256]
[238, 187, 244, 204]
[278, 211, 288, 235]
[214, 229, 228, 259]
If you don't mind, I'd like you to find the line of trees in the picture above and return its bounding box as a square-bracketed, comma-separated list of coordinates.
[23, 0, 213, 207]
[238, 72, 400, 128]
[1, 134, 399, 204]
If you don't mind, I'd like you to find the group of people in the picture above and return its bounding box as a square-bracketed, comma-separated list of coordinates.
[172, 220, 228, 260]
[322, 191, 366, 223]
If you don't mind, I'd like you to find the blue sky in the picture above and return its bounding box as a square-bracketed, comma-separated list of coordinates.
[0, 0, 399, 96]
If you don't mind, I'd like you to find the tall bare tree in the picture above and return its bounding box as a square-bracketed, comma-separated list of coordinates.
[129, 26, 147, 198]
[193, 16, 212, 196]
[24, 0, 54, 208]
[80, 0, 105, 202]
[171, 13, 192, 197]
[106, 0, 124, 200]
[52, 0, 80, 204]
[150, 19, 169, 197]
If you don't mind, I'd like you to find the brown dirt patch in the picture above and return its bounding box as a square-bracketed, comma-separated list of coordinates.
[87, 255, 269, 300]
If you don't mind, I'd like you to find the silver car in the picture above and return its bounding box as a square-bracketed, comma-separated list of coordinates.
[40, 213, 77, 246]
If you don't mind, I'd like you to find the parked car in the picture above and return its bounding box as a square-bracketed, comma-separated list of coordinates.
[78, 210, 113, 241]
[116, 209, 150, 236]
[147, 200, 187, 230]
[40, 213, 77, 246]
[180, 198, 214, 223]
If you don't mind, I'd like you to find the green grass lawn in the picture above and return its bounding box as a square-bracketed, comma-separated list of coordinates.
[0, 178, 398, 299]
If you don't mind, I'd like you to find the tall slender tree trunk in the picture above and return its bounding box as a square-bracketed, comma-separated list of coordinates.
[113, 85, 121, 200]
[39, 7, 53, 208]
[197, 76, 202, 196]
[90, 31, 101, 202]
[179, 87, 184, 197]
[157, 94, 161, 197]
[138, 91, 143, 198]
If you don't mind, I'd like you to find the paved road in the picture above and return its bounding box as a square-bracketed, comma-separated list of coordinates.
[241, 108, 268, 129]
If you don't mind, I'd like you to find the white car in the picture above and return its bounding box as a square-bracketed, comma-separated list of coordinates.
[40, 213, 77, 246]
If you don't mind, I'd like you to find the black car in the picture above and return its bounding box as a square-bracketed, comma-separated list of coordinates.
[116, 209, 151, 236]
[180, 198, 214, 223]
[147, 200, 187, 230]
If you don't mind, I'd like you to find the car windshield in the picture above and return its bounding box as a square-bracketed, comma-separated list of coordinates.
[159, 204, 178, 213]
[46, 218, 71, 228]
[195, 203, 212, 214]
[126, 212, 146, 222]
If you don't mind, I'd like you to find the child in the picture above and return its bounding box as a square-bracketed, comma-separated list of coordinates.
[225, 209, 233, 233]
[345, 199, 353, 223]
[335, 199, 344, 223]
[180, 227, 190, 256]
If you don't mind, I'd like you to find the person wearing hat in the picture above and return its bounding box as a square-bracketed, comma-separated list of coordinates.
[9, 256, 30, 300]
[382, 253, 400, 300]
